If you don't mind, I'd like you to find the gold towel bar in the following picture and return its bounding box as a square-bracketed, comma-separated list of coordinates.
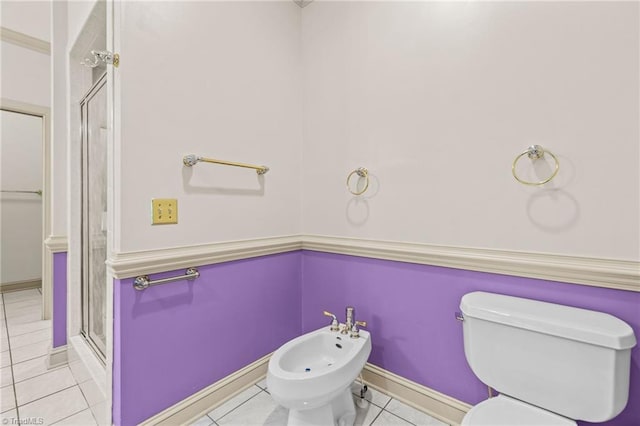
[183, 154, 269, 175]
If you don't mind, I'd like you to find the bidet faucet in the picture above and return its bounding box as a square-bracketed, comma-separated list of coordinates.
[343, 306, 355, 335]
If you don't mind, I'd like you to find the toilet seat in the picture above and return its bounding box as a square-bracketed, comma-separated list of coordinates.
[461, 395, 576, 426]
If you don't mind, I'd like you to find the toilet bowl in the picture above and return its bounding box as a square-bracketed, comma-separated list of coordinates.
[460, 291, 636, 425]
[267, 326, 371, 426]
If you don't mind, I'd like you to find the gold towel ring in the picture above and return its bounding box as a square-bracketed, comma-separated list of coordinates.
[512, 145, 559, 186]
[347, 167, 369, 195]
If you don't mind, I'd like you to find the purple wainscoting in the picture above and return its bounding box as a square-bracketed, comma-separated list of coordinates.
[300, 250, 640, 426]
[52, 251, 67, 348]
[112, 252, 302, 426]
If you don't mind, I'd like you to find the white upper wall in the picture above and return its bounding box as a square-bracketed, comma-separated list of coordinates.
[51, 0, 68, 237]
[67, 0, 98, 48]
[300, 1, 639, 261]
[1, 0, 50, 41]
[115, 1, 302, 252]
[1, 41, 50, 107]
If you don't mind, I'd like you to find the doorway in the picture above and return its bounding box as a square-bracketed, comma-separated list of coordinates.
[0, 101, 51, 321]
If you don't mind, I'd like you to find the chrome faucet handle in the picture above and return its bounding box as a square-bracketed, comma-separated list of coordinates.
[343, 306, 355, 335]
[323, 311, 340, 332]
[350, 320, 367, 339]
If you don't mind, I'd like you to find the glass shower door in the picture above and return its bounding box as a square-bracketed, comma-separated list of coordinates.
[80, 73, 107, 360]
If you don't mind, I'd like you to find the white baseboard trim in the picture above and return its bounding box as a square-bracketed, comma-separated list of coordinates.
[139, 353, 272, 426]
[105, 234, 639, 292]
[362, 363, 471, 426]
[0, 279, 41, 293]
[138, 353, 470, 426]
[46, 345, 68, 369]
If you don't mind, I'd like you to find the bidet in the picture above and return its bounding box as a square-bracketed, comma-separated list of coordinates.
[267, 314, 372, 426]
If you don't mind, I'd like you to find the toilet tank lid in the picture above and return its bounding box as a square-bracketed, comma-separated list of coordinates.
[460, 292, 636, 350]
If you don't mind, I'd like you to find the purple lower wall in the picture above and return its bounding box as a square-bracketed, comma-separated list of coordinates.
[52, 252, 67, 348]
[112, 251, 303, 426]
[300, 250, 640, 426]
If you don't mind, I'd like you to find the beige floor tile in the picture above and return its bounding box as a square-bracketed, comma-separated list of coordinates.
[0, 351, 10, 369]
[2, 290, 40, 304]
[217, 391, 286, 426]
[6, 311, 43, 326]
[371, 410, 414, 425]
[52, 408, 98, 426]
[10, 339, 50, 364]
[15, 367, 77, 406]
[384, 399, 448, 426]
[0, 366, 12, 388]
[0, 409, 17, 422]
[8, 320, 51, 338]
[207, 385, 262, 421]
[0, 385, 16, 413]
[351, 382, 392, 408]
[19, 386, 88, 426]
[10, 328, 51, 350]
[4, 303, 42, 319]
[4, 298, 41, 312]
[190, 415, 215, 426]
[12, 356, 52, 383]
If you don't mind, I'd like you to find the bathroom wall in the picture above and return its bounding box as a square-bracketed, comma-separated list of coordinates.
[300, 1, 639, 261]
[108, 1, 639, 424]
[298, 1, 639, 424]
[115, 0, 302, 253]
[300, 250, 640, 425]
[112, 252, 302, 425]
[1, 1, 50, 42]
[51, 0, 68, 240]
[67, 0, 99, 50]
[111, 2, 303, 424]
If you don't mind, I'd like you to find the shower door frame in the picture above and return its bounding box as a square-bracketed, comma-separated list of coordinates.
[79, 73, 108, 362]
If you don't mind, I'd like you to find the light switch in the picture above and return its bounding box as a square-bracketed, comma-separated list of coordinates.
[152, 198, 178, 225]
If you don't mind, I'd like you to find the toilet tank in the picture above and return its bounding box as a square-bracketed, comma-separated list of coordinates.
[460, 292, 636, 422]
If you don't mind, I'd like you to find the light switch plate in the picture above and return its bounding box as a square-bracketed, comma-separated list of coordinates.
[152, 198, 178, 225]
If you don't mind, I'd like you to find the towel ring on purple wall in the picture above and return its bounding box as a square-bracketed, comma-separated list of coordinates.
[512, 145, 559, 186]
[347, 167, 370, 195]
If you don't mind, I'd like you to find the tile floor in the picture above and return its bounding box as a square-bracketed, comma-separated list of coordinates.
[0, 289, 99, 425]
[191, 379, 449, 426]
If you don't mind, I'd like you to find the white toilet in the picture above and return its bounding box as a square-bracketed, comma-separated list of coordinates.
[267, 323, 371, 426]
[459, 291, 636, 425]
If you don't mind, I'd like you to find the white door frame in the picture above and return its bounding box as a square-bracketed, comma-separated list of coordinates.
[0, 98, 52, 320]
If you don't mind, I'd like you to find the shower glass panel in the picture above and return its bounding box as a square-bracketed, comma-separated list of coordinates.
[81, 73, 107, 361]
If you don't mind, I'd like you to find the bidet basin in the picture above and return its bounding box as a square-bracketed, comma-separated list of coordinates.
[267, 326, 372, 412]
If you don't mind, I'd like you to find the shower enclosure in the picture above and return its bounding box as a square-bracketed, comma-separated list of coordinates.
[80, 72, 108, 360]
